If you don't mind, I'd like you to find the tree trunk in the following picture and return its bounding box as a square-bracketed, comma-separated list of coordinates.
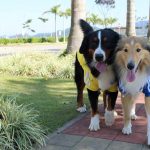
[55, 13, 58, 42]
[126, 0, 136, 36]
[66, 0, 86, 53]
[147, 0, 150, 40]
[63, 16, 66, 43]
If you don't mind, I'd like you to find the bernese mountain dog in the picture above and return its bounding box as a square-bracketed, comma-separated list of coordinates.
[75, 19, 120, 131]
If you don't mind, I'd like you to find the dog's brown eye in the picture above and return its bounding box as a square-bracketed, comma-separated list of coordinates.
[136, 48, 141, 52]
[124, 49, 128, 52]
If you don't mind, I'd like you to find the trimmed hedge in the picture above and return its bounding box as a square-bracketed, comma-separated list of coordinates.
[0, 37, 68, 45]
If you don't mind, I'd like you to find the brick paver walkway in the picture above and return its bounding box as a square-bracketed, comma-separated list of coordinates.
[41, 94, 150, 150]
[63, 94, 147, 144]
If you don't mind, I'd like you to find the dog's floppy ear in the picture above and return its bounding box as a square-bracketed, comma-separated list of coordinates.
[79, 19, 93, 36]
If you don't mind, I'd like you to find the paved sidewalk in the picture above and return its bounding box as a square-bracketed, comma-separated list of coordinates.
[0, 43, 66, 56]
[41, 94, 150, 150]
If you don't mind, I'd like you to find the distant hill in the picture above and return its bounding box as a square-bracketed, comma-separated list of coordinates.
[136, 20, 148, 28]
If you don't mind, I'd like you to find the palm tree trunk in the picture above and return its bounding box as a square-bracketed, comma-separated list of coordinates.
[55, 13, 58, 42]
[126, 0, 136, 36]
[66, 0, 86, 53]
[147, 0, 150, 40]
[63, 16, 65, 43]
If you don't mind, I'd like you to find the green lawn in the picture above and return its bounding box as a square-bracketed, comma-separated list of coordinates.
[0, 75, 88, 133]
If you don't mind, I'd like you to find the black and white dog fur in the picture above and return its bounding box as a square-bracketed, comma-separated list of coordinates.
[75, 20, 120, 131]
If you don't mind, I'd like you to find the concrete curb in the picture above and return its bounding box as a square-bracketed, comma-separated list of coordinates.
[46, 110, 89, 140]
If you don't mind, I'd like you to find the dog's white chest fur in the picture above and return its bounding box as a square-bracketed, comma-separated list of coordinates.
[97, 66, 115, 91]
[120, 72, 148, 95]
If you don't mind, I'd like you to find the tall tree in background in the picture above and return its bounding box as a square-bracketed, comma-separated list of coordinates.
[96, 0, 136, 36]
[105, 17, 117, 27]
[86, 13, 102, 26]
[95, 0, 115, 27]
[126, 0, 136, 36]
[66, 0, 86, 53]
[43, 4, 61, 42]
[147, 0, 150, 40]
[59, 8, 71, 42]
[22, 19, 35, 37]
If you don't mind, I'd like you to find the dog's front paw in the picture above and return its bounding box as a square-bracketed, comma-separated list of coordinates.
[147, 136, 150, 146]
[114, 110, 118, 117]
[131, 114, 137, 120]
[104, 110, 115, 126]
[89, 114, 100, 131]
[122, 124, 132, 135]
[76, 104, 86, 113]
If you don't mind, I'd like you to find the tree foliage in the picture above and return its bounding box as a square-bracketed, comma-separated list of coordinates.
[95, 0, 115, 6]
[42, 4, 61, 42]
[38, 17, 48, 23]
[102, 17, 117, 27]
[22, 19, 35, 33]
[43, 4, 61, 15]
[86, 13, 102, 25]
[59, 8, 71, 18]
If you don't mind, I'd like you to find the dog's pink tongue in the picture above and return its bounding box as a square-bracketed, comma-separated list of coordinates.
[126, 70, 135, 82]
[95, 62, 107, 72]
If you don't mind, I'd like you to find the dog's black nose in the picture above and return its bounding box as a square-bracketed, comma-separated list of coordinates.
[127, 61, 135, 70]
[95, 54, 104, 61]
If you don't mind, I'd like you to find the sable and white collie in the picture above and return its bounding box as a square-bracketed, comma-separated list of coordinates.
[114, 36, 150, 145]
[75, 19, 120, 131]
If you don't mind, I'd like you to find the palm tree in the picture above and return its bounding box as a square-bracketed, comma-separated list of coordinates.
[107, 17, 117, 27]
[86, 13, 102, 26]
[147, 0, 150, 40]
[38, 17, 48, 23]
[66, 0, 86, 53]
[59, 8, 71, 42]
[101, 18, 110, 27]
[95, 0, 136, 36]
[126, 0, 136, 36]
[22, 19, 35, 37]
[43, 4, 61, 42]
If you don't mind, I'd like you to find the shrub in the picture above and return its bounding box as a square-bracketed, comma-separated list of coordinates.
[0, 38, 9, 45]
[0, 96, 46, 150]
[47, 37, 55, 43]
[59, 37, 64, 42]
[59, 37, 68, 42]
[26, 38, 32, 43]
[0, 52, 75, 79]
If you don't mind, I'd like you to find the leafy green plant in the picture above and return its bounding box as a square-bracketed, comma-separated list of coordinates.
[0, 38, 9, 45]
[0, 96, 46, 150]
[0, 53, 75, 79]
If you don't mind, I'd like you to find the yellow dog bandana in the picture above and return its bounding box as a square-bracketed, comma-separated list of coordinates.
[77, 51, 117, 92]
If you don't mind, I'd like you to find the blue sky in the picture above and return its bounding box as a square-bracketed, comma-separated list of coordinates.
[0, 0, 149, 36]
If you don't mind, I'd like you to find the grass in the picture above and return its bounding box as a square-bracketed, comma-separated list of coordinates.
[0, 75, 89, 133]
[0, 42, 67, 46]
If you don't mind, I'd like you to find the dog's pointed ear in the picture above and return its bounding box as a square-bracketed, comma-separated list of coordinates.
[145, 44, 150, 52]
[79, 20, 92, 54]
[79, 36, 88, 54]
[79, 19, 93, 36]
[142, 38, 150, 52]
